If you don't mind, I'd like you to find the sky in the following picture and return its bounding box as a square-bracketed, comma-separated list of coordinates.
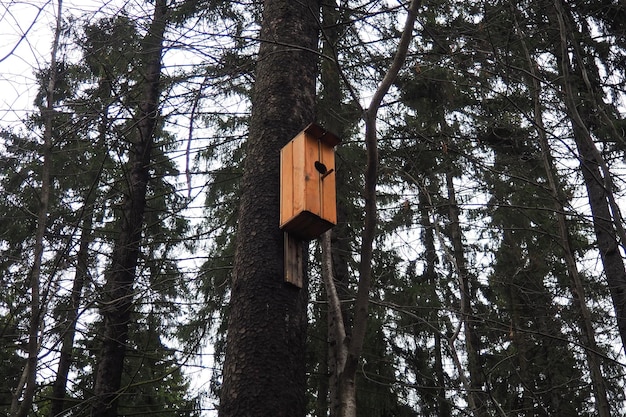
[1, 1, 55, 127]
[0, 0, 125, 129]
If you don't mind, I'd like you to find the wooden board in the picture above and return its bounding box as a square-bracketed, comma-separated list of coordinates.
[280, 138, 293, 226]
[284, 232, 303, 288]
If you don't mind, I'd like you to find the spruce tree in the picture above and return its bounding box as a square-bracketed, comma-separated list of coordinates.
[218, 1, 320, 415]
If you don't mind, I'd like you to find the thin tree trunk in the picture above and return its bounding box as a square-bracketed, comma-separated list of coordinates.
[417, 186, 451, 417]
[320, 0, 353, 332]
[329, 3, 420, 416]
[321, 231, 348, 417]
[501, 231, 534, 417]
[11, 2, 63, 416]
[90, 2, 167, 416]
[50, 72, 110, 417]
[49, 212, 93, 417]
[515, 15, 611, 414]
[444, 172, 489, 417]
[318, 2, 355, 414]
[49, 142, 104, 417]
[552, 0, 626, 352]
[218, 1, 320, 416]
[315, 339, 330, 417]
[426, 182, 482, 415]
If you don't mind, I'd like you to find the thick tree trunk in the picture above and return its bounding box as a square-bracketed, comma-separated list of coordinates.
[90, 2, 167, 416]
[218, 1, 320, 416]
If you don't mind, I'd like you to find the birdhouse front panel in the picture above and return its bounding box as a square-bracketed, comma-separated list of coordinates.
[280, 124, 340, 240]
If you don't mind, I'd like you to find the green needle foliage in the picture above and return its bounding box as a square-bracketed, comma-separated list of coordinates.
[2, 0, 626, 416]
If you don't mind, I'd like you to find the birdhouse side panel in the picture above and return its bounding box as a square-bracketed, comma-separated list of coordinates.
[280, 133, 308, 229]
[280, 140, 294, 227]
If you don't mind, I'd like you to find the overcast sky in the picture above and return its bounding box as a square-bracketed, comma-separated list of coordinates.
[1, 1, 53, 127]
[0, 1, 124, 129]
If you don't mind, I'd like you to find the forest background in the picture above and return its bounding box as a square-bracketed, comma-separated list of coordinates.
[1, 0, 626, 416]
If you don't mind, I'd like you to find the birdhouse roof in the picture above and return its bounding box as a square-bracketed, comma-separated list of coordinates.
[303, 123, 341, 147]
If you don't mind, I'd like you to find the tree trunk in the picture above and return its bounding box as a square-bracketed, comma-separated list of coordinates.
[418, 186, 451, 417]
[320, 3, 420, 416]
[50, 72, 110, 417]
[218, 1, 320, 416]
[11, 2, 63, 416]
[321, 231, 348, 417]
[571, 118, 626, 346]
[501, 230, 534, 417]
[49, 206, 94, 417]
[552, 0, 626, 351]
[49, 124, 106, 417]
[516, 17, 611, 414]
[90, 2, 167, 416]
[318, 2, 356, 414]
[445, 172, 489, 417]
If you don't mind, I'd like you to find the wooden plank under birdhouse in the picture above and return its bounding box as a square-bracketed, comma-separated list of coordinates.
[282, 211, 335, 240]
[284, 232, 303, 288]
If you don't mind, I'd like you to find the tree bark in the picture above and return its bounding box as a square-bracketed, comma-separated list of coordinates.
[417, 186, 451, 417]
[321, 231, 348, 417]
[218, 1, 320, 416]
[501, 230, 534, 417]
[90, 2, 167, 416]
[49, 111, 106, 417]
[318, 3, 356, 414]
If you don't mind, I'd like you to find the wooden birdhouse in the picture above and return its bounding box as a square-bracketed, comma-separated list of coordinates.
[280, 123, 341, 240]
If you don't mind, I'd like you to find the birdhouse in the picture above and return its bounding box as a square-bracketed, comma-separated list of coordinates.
[280, 123, 341, 240]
